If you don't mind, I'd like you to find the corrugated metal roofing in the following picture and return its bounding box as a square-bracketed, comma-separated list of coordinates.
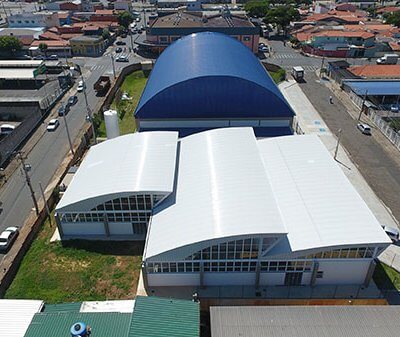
[135, 32, 294, 119]
[344, 80, 400, 95]
[43, 302, 82, 313]
[129, 296, 199, 337]
[24, 312, 132, 337]
[210, 306, 400, 337]
[258, 134, 391, 251]
[145, 127, 286, 259]
[0, 299, 44, 337]
[56, 132, 178, 212]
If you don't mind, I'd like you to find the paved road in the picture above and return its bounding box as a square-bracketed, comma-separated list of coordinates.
[299, 73, 400, 223]
[0, 38, 145, 258]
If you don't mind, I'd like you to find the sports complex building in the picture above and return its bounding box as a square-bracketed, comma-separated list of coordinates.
[55, 128, 391, 288]
[134, 32, 295, 137]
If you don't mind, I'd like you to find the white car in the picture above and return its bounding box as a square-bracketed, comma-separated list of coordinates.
[390, 104, 399, 113]
[0, 227, 19, 252]
[258, 45, 268, 52]
[77, 81, 85, 92]
[47, 119, 60, 131]
[382, 225, 399, 243]
[357, 123, 371, 135]
[116, 55, 129, 62]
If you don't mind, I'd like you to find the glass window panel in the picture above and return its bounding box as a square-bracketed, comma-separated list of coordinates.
[357, 248, 366, 258]
[193, 263, 200, 272]
[147, 263, 153, 273]
[178, 263, 184, 272]
[249, 262, 257, 272]
[97, 204, 105, 211]
[314, 252, 323, 258]
[331, 250, 340, 258]
[260, 262, 268, 271]
[113, 198, 122, 210]
[220, 243, 227, 259]
[202, 247, 210, 260]
[186, 262, 193, 272]
[227, 242, 235, 259]
[218, 262, 226, 272]
[234, 262, 241, 272]
[242, 261, 249, 272]
[365, 247, 374, 258]
[278, 261, 286, 271]
[170, 263, 177, 273]
[162, 263, 169, 273]
[154, 263, 161, 273]
[105, 201, 113, 211]
[339, 249, 349, 258]
[129, 196, 137, 209]
[211, 262, 218, 271]
[322, 251, 332, 259]
[212, 245, 218, 259]
[348, 248, 358, 258]
[137, 195, 145, 209]
[227, 262, 234, 272]
[203, 262, 210, 272]
[115, 213, 123, 221]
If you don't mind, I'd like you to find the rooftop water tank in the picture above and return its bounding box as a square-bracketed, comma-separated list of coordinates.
[104, 109, 120, 139]
[70, 322, 87, 337]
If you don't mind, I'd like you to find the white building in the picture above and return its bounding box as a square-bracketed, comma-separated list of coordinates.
[113, 1, 133, 12]
[55, 128, 391, 288]
[8, 12, 59, 28]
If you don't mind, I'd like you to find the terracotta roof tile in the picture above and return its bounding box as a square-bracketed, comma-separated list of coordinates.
[349, 64, 400, 78]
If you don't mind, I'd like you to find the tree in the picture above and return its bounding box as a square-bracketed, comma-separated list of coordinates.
[244, 1, 269, 18]
[0, 36, 22, 56]
[385, 11, 400, 27]
[118, 11, 134, 29]
[264, 6, 300, 36]
[38, 42, 48, 56]
[102, 28, 110, 40]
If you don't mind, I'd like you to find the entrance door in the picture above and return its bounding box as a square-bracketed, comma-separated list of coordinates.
[284, 272, 303, 286]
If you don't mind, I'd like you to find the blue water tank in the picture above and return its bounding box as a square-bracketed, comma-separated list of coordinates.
[70, 322, 87, 337]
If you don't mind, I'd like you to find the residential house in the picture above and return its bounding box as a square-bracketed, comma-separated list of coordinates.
[70, 35, 107, 56]
[348, 65, 400, 79]
[8, 12, 59, 28]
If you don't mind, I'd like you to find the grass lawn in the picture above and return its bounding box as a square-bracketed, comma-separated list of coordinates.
[97, 70, 148, 137]
[5, 215, 143, 303]
[373, 261, 400, 290]
[268, 68, 286, 84]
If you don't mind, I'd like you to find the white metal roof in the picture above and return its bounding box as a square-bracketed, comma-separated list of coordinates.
[0, 68, 36, 80]
[145, 128, 286, 259]
[0, 299, 44, 337]
[80, 300, 135, 313]
[56, 132, 178, 211]
[257, 135, 391, 251]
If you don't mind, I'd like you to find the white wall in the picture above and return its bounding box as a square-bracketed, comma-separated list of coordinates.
[204, 272, 256, 286]
[259, 272, 285, 285]
[147, 273, 200, 287]
[316, 260, 371, 285]
[62, 222, 105, 236]
[109, 222, 133, 235]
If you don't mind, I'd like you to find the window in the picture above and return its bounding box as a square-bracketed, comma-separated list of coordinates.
[243, 36, 251, 41]
[316, 271, 324, 278]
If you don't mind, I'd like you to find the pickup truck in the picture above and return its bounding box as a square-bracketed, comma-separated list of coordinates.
[93, 76, 111, 96]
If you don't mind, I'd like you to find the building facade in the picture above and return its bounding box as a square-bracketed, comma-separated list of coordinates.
[70, 35, 107, 56]
[8, 12, 59, 28]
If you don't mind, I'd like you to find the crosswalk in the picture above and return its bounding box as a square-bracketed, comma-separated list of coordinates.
[270, 53, 299, 59]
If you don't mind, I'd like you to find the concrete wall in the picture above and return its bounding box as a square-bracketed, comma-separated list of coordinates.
[204, 272, 256, 286]
[148, 273, 200, 286]
[62, 221, 105, 236]
[316, 260, 371, 285]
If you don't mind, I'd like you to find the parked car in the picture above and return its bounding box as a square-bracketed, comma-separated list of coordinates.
[136, 17, 141, 22]
[382, 225, 399, 243]
[258, 45, 268, 52]
[132, 28, 138, 34]
[47, 119, 60, 131]
[58, 104, 70, 117]
[33, 55, 45, 60]
[67, 95, 78, 106]
[357, 123, 371, 135]
[0, 227, 19, 252]
[115, 40, 126, 46]
[115, 47, 123, 53]
[0, 124, 15, 136]
[390, 104, 399, 113]
[116, 55, 129, 62]
[77, 80, 85, 92]
[47, 54, 58, 60]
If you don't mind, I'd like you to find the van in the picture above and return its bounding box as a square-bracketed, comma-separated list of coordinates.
[0, 124, 15, 136]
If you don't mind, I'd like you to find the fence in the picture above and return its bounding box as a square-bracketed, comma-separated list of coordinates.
[367, 109, 400, 151]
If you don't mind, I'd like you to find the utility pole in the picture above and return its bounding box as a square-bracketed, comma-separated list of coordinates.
[319, 56, 325, 78]
[358, 89, 368, 121]
[81, 75, 97, 145]
[39, 182, 52, 226]
[17, 152, 39, 215]
[334, 129, 342, 161]
[62, 108, 74, 155]
[110, 54, 116, 79]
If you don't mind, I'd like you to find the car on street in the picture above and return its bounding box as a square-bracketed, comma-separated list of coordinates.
[390, 104, 399, 113]
[137, 28, 143, 34]
[33, 55, 45, 60]
[0, 227, 19, 252]
[132, 28, 138, 34]
[115, 40, 126, 45]
[47, 118, 60, 131]
[357, 123, 371, 135]
[47, 54, 58, 60]
[116, 55, 129, 62]
[58, 104, 70, 117]
[67, 95, 78, 106]
[258, 45, 268, 52]
[77, 80, 85, 92]
[382, 225, 399, 243]
[115, 47, 123, 53]
[136, 17, 141, 22]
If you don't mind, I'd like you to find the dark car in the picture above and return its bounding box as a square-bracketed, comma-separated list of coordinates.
[0, 227, 19, 252]
[58, 104, 70, 117]
[115, 47, 123, 53]
[67, 95, 78, 106]
[115, 40, 126, 45]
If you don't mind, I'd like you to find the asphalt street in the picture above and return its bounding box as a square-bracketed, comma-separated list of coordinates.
[299, 73, 400, 223]
[0, 34, 145, 258]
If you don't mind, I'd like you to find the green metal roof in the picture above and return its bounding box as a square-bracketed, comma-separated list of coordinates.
[129, 296, 199, 337]
[43, 302, 82, 313]
[24, 312, 132, 337]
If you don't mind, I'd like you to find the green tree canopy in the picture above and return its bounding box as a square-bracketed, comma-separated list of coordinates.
[38, 42, 48, 54]
[245, 1, 269, 18]
[0, 36, 22, 56]
[264, 6, 300, 35]
[385, 11, 400, 27]
[102, 28, 110, 40]
[118, 11, 134, 28]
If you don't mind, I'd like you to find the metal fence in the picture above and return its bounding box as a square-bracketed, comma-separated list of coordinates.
[367, 109, 400, 151]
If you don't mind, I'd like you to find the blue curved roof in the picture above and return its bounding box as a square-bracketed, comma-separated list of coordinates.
[135, 32, 294, 119]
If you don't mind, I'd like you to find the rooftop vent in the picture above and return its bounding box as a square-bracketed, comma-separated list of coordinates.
[70, 322, 90, 337]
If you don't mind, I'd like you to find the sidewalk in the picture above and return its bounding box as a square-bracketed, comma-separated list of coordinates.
[279, 79, 400, 270]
